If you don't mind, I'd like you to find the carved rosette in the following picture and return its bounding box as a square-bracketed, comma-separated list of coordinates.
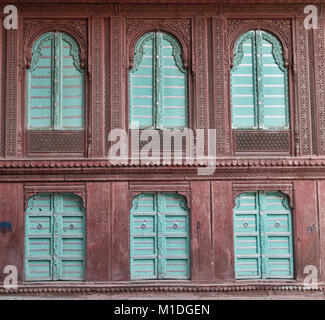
[126, 18, 191, 70]
[24, 185, 86, 210]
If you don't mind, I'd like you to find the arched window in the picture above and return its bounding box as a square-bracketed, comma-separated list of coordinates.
[233, 191, 294, 279]
[129, 31, 188, 129]
[26, 32, 84, 130]
[231, 30, 289, 130]
[130, 192, 190, 280]
[25, 193, 86, 281]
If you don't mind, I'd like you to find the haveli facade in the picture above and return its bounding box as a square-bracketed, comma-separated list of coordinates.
[0, 0, 325, 297]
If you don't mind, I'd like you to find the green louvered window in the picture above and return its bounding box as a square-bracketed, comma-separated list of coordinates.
[231, 30, 289, 130]
[130, 192, 190, 280]
[129, 31, 188, 129]
[25, 193, 86, 281]
[27, 32, 84, 130]
[233, 191, 294, 279]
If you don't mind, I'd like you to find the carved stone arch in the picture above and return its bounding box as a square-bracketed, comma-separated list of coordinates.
[127, 21, 190, 70]
[24, 21, 87, 70]
[129, 183, 191, 210]
[232, 183, 294, 209]
[228, 20, 292, 69]
[129, 190, 190, 212]
[24, 185, 86, 211]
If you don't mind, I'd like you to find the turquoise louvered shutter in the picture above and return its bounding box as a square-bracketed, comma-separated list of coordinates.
[159, 193, 190, 279]
[130, 193, 158, 280]
[27, 32, 84, 130]
[25, 193, 53, 281]
[161, 34, 187, 129]
[231, 30, 289, 130]
[25, 193, 85, 281]
[27, 34, 53, 130]
[233, 191, 294, 279]
[130, 192, 190, 280]
[129, 33, 155, 129]
[60, 34, 84, 130]
[234, 192, 261, 279]
[129, 32, 187, 129]
[259, 32, 289, 129]
[260, 191, 294, 278]
[231, 31, 257, 129]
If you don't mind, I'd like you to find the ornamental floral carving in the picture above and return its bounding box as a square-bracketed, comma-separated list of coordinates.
[23, 19, 87, 69]
[126, 18, 191, 70]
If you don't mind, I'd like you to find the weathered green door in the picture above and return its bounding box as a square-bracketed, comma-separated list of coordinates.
[25, 193, 86, 281]
[234, 191, 294, 279]
[130, 192, 190, 280]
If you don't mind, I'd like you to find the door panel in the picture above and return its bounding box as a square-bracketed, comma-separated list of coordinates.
[261, 191, 294, 278]
[233, 191, 294, 279]
[130, 192, 190, 280]
[234, 192, 261, 279]
[25, 192, 85, 281]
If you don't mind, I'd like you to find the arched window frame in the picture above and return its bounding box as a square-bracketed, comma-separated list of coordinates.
[26, 31, 85, 131]
[230, 29, 290, 131]
[23, 25, 88, 156]
[128, 30, 190, 130]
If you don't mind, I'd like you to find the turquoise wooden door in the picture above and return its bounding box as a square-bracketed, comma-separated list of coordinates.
[25, 193, 86, 281]
[130, 192, 190, 280]
[27, 32, 84, 130]
[129, 31, 187, 129]
[231, 30, 289, 130]
[234, 191, 294, 279]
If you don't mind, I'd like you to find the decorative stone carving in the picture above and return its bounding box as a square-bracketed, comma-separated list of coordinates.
[24, 185, 86, 210]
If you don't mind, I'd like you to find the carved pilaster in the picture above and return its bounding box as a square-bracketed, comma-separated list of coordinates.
[5, 29, 18, 158]
[194, 16, 209, 131]
[90, 18, 105, 157]
[212, 17, 227, 155]
[295, 18, 312, 155]
[110, 17, 123, 132]
[314, 12, 325, 155]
